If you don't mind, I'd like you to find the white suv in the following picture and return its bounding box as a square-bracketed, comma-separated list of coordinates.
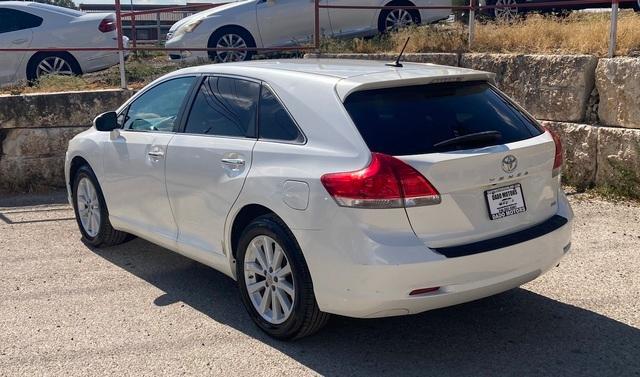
[65, 59, 573, 339]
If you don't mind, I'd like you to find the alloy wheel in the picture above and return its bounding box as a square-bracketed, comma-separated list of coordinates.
[494, 0, 519, 22]
[214, 33, 248, 63]
[385, 9, 415, 31]
[36, 56, 73, 79]
[243, 235, 295, 325]
[76, 177, 101, 238]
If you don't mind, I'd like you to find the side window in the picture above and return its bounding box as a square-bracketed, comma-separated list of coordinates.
[0, 9, 43, 34]
[184, 76, 260, 137]
[124, 77, 194, 132]
[259, 86, 303, 143]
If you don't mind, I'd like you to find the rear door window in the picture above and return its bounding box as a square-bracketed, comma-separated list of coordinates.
[184, 76, 260, 138]
[343, 81, 543, 156]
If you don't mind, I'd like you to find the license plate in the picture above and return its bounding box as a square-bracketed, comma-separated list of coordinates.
[485, 184, 527, 220]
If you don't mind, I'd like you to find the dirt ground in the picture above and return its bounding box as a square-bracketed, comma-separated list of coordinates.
[0, 190, 638, 376]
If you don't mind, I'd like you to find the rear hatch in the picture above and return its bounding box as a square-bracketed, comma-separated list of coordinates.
[343, 80, 560, 249]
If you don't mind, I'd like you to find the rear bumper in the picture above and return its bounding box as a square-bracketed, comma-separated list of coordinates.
[295, 190, 573, 318]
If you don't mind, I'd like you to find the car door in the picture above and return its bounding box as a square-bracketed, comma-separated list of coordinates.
[100, 76, 197, 248]
[255, 0, 329, 47]
[165, 76, 259, 265]
[0, 8, 40, 85]
[326, 0, 379, 38]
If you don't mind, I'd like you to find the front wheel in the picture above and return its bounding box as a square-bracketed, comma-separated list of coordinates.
[72, 165, 130, 247]
[492, 0, 520, 22]
[236, 214, 329, 339]
[378, 6, 421, 32]
[208, 27, 256, 63]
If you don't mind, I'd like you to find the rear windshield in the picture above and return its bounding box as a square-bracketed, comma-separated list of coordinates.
[343, 81, 543, 156]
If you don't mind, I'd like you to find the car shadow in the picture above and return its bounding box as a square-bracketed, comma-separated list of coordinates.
[91, 237, 639, 377]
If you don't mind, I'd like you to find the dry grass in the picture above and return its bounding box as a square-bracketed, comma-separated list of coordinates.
[323, 10, 640, 57]
[474, 11, 640, 56]
[0, 57, 185, 96]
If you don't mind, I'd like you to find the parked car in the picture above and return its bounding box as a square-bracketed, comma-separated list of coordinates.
[481, 0, 639, 22]
[65, 59, 573, 339]
[165, 0, 452, 63]
[0, 1, 128, 87]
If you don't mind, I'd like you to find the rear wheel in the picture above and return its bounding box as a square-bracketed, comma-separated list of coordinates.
[208, 27, 256, 63]
[72, 165, 130, 247]
[26, 52, 81, 82]
[378, 3, 421, 32]
[236, 214, 329, 339]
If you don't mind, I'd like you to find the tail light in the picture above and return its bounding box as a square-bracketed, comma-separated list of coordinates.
[546, 128, 563, 177]
[320, 153, 441, 209]
[98, 16, 116, 33]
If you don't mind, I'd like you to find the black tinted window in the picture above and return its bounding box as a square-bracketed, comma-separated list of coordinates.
[185, 77, 260, 137]
[343, 82, 542, 156]
[0, 9, 43, 33]
[259, 86, 303, 143]
[124, 77, 194, 132]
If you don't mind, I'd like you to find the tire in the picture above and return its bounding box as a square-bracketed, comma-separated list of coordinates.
[489, 0, 520, 22]
[378, 2, 421, 33]
[207, 26, 256, 63]
[26, 52, 81, 82]
[236, 214, 330, 340]
[72, 165, 130, 248]
[633, 0, 639, 11]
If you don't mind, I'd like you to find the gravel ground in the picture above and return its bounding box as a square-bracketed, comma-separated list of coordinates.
[0, 190, 638, 377]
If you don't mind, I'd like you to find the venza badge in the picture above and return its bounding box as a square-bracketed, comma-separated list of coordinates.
[502, 155, 518, 173]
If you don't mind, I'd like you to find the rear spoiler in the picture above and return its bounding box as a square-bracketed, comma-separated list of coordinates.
[335, 66, 496, 101]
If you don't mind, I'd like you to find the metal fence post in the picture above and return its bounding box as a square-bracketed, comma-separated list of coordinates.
[156, 12, 161, 45]
[608, 0, 619, 58]
[114, 0, 127, 89]
[468, 0, 476, 50]
[314, 0, 321, 55]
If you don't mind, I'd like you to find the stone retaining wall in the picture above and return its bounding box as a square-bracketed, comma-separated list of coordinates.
[1, 54, 639, 197]
[0, 89, 134, 192]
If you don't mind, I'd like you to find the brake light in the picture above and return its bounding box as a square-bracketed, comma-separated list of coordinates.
[98, 16, 116, 33]
[546, 128, 563, 177]
[320, 153, 441, 209]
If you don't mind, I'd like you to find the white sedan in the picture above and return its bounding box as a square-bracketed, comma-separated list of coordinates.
[0, 1, 128, 87]
[65, 59, 573, 339]
[166, 0, 451, 62]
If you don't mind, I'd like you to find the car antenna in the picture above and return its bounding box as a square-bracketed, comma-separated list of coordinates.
[386, 37, 410, 68]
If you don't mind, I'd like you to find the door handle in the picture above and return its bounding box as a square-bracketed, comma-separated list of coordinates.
[221, 158, 245, 166]
[12, 38, 28, 45]
[148, 150, 165, 158]
[221, 158, 245, 171]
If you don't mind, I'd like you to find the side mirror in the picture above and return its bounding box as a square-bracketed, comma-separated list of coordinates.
[94, 111, 118, 132]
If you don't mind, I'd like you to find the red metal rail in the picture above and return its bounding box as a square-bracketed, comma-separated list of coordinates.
[0, 1, 629, 55]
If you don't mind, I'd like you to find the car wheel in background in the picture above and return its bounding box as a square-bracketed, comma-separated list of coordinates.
[236, 214, 330, 339]
[72, 165, 131, 248]
[378, 2, 421, 32]
[634, 0, 639, 11]
[26, 52, 81, 82]
[207, 27, 256, 63]
[492, 0, 520, 22]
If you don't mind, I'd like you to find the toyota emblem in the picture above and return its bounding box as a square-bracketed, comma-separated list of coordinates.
[502, 155, 518, 173]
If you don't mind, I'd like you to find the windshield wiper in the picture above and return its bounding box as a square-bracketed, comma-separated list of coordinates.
[433, 131, 502, 149]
